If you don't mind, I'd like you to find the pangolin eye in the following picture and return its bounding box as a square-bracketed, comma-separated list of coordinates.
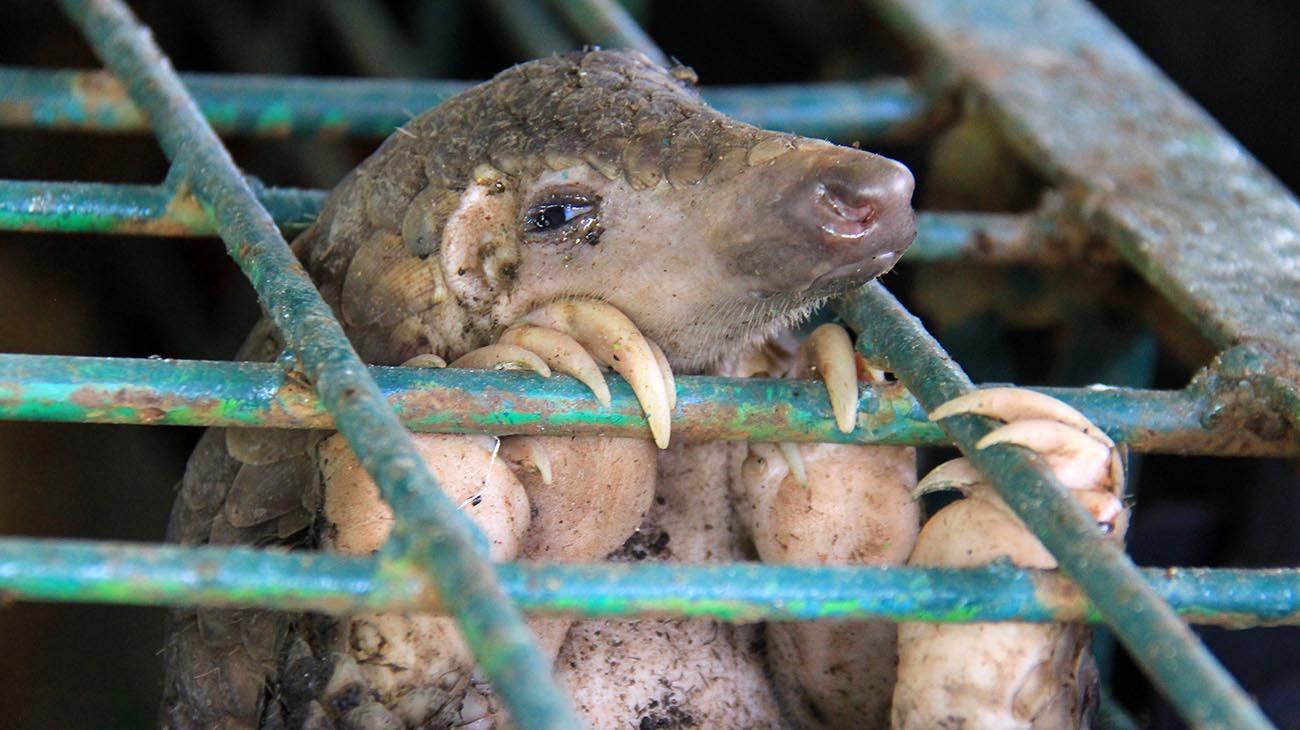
[525, 199, 596, 231]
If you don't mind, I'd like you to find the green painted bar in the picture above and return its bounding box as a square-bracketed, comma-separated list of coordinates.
[0, 66, 470, 138]
[3, 353, 1297, 456]
[550, 0, 671, 66]
[4, 538, 1300, 627]
[0, 66, 928, 141]
[873, 0, 1300, 356]
[57, 1, 580, 727]
[0, 179, 324, 236]
[841, 281, 1273, 730]
[0, 178, 1105, 268]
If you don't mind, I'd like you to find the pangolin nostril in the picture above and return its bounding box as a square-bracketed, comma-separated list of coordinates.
[822, 182, 878, 224]
[814, 158, 915, 239]
[802, 154, 917, 286]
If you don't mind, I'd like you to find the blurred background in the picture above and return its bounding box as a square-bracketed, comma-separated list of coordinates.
[0, 1, 1297, 727]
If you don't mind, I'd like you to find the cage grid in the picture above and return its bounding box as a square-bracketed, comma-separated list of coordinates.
[0, 0, 1297, 728]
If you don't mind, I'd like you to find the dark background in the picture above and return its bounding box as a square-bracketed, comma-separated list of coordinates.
[0, 2, 1296, 727]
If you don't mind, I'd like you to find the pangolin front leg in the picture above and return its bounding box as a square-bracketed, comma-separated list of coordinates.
[732, 323, 920, 730]
[892, 388, 1128, 730]
[304, 299, 668, 727]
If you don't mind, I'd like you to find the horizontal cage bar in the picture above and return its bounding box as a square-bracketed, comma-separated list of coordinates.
[1, 352, 1295, 456]
[0, 178, 1117, 267]
[0, 66, 930, 142]
[1, 537, 1297, 628]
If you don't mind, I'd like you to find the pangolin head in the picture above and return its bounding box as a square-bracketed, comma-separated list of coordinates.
[298, 49, 915, 372]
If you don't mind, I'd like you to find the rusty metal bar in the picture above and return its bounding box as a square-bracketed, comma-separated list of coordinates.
[0, 177, 1112, 268]
[0, 66, 929, 142]
[2, 353, 1297, 457]
[54, 1, 580, 727]
[4, 537, 1300, 628]
[841, 281, 1274, 730]
[873, 0, 1300, 356]
[0, 179, 323, 236]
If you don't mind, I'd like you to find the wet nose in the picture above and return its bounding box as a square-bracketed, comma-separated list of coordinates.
[815, 156, 915, 248]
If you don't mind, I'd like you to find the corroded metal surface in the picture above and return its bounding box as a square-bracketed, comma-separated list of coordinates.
[56, 1, 579, 728]
[4, 538, 1300, 628]
[2, 0, 1291, 726]
[0, 179, 323, 236]
[876, 0, 1300, 354]
[0, 178, 1098, 265]
[0, 66, 929, 141]
[3, 353, 1298, 456]
[842, 281, 1273, 730]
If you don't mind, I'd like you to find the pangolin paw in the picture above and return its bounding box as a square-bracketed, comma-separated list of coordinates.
[920, 387, 1126, 534]
[433, 299, 676, 449]
[738, 322, 885, 487]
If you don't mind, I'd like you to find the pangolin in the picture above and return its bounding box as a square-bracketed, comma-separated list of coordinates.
[160, 49, 916, 729]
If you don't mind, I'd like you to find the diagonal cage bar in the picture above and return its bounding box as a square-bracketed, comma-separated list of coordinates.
[2, 352, 1297, 457]
[841, 281, 1274, 730]
[4, 537, 1300, 628]
[549, 0, 670, 67]
[872, 0, 1300, 355]
[54, 0, 580, 727]
[1, 0, 1293, 726]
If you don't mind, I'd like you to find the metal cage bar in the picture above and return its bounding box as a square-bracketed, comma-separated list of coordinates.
[843, 282, 1273, 729]
[0, 178, 1107, 266]
[53, 0, 580, 727]
[875, 0, 1300, 356]
[1, 352, 1296, 457]
[0, 66, 929, 142]
[4, 538, 1300, 627]
[0, 0, 1296, 727]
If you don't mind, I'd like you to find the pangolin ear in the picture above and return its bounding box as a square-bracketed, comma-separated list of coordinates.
[437, 165, 521, 311]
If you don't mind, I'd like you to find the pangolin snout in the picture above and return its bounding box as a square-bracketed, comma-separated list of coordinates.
[786, 153, 916, 290]
[813, 155, 914, 249]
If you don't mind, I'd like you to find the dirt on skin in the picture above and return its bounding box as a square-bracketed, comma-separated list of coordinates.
[160, 48, 915, 730]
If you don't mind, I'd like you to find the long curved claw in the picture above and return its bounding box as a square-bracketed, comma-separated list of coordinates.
[522, 300, 673, 449]
[501, 437, 554, 485]
[929, 387, 1114, 447]
[450, 343, 552, 377]
[977, 419, 1114, 493]
[913, 457, 983, 499]
[647, 338, 677, 412]
[499, 324, 611, 406]
[805, 323, 859, 434]
[776, 442, 810, 489]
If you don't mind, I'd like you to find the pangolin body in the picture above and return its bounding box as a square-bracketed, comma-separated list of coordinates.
[161, 49, 916, 729]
